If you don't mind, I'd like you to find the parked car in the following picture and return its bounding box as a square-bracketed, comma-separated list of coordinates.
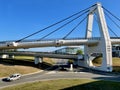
[2, 73, 21, 81]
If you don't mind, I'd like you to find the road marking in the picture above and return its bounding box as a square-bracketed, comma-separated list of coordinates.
[46, 71, 57, 74]
[74, 71, 85, 73]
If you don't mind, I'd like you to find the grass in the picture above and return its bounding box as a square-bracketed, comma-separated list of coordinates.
[43, 58, 55, 65]
[0, 64, 40, 77]
[92, 57, 120, 72]
[0, 55, 39, 77]
[0, 56, 55, 77]
[92, 57, 102, 66]
[1, 79, 120, 90]
[15, 56, 54, 65]
[14, 56, 34, 61]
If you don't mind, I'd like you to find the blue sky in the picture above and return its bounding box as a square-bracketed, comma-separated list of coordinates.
[0, 0, 120, 51]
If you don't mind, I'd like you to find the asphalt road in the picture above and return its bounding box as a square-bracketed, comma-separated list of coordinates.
[0, 67, 120, 89]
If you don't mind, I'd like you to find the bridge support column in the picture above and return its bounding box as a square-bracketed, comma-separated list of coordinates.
[83, 42, 113, 72]
[95, 3, 112, 72]
[84, 46, 94, 67]
[34, 56, 43, 65]
[81, 3, 113, 72]
[70, 64, 73, 71]
[9, 55, 15, 59]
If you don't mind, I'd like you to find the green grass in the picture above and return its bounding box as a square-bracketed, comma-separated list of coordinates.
[1, 79, 120, 90]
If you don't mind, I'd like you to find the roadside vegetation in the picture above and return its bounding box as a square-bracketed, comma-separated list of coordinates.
[92, 57, 120, 72]
[14, 56, 34, 61]
[0, 55, 39, 77]
[1, 79, 120, 90]
[0, 64, 40, 77]
[43, 58, 55, 65]
[0, 56, 55, 77]
[15, 56, 55, 65]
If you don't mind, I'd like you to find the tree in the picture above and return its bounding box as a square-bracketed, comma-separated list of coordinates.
[68, 59, 74, 64]
[76, 50, 83, 55]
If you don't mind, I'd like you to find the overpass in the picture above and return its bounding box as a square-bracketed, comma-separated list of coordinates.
[1, 3, 120, 72]
[0, 51, 82, 65]
[0, 51, 80, 59]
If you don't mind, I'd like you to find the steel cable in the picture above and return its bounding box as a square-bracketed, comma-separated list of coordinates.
[37, 10, 89, 40]
[63, 15, 87, 39]
[15, 6, 92, 42]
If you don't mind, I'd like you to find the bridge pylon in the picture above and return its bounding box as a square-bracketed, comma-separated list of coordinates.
[83, 2, 112, 72]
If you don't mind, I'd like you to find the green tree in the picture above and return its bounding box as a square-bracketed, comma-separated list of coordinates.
[68, 59, 74, 64]
[76, 50, 83, 55]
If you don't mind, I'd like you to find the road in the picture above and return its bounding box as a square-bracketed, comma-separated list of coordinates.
[0, 67, 120, 89]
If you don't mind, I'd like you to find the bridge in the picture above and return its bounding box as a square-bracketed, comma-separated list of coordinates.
[1, 2, 120, 72]
[0, 51, 79, 59]
[0, 37, 120, 49]
[0, 51, 81, 63]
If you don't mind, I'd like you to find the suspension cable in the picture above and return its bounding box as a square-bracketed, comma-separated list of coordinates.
[37, 10, 89, 40]
[63, 15, 87, 39]
[104, 12, 120, 29]
[15, 6, 94, 42]
[94, 13, 118, 37]
[107, 25, 118, 37]
[103, 6, 120, 22]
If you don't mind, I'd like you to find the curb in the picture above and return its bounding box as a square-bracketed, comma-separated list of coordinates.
[22, 70, 44, 76]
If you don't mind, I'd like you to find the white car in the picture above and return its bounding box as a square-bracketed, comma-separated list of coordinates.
[6, 73, 21, 81]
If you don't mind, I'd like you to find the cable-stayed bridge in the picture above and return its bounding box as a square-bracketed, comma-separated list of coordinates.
[1, 2, 120, 72]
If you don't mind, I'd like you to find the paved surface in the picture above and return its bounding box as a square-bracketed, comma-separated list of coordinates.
[0, 67, 120, 89]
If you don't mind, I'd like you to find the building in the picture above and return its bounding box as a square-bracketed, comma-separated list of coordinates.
[112, 45, 120, 57]
[53, 45, 120, 57]
[54, 46, 82, 54]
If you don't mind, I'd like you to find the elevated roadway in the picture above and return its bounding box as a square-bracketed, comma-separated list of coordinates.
[0, 51, 80, 59]
[0, 38, 99, 49]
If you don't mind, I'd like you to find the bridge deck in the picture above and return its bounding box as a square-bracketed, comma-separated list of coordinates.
[0, 52, 80, 59]
[0, 38, 119, 50]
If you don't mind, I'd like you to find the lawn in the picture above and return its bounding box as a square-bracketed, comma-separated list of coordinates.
[15, 56, 55, 65]
[0, 64, 40, 77]
[0, 56, 55, 77]
[92, 57, 120, 72]
[1, 79, 120, 90]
